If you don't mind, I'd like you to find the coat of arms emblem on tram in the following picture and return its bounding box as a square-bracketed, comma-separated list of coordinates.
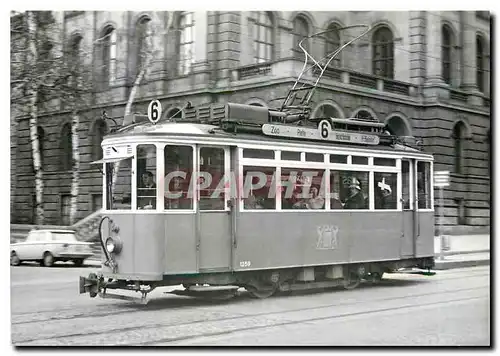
[316, 225, 339, 250]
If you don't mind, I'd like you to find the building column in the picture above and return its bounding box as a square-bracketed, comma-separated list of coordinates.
[422, 11, 449, 99]
[409, 11, 426, 87]
[424, 11, 444, 85]
[460, 11, 482, 105]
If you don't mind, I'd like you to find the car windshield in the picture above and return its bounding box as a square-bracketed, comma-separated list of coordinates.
[51, 232, 77, 242]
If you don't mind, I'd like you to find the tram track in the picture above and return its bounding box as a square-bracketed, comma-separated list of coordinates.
[15, 291, 488, 346]
[11, 271, 489, 326]
[12, 278, 489, 345]
[143, 294, 488, 346]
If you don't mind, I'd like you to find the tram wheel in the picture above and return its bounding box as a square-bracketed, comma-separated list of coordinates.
[246, 285, 277, 299]
[370, 272, 384, 283]
[343, 272, 361, 290]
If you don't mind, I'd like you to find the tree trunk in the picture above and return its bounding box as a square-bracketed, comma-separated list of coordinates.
[27, 11, 44, 225]
[69, 109, 80, 225]
[112, 21, 156, 189]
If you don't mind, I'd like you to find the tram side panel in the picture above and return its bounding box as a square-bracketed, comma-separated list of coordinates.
[102, 214, 166, 281]
[163, 214, 198, 274]
[234, 211, 402, 271]
[415, 211, 435, 257]
[348, 212, 402, 263]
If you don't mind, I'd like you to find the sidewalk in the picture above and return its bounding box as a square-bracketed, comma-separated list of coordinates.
[433, 234, 490, 270]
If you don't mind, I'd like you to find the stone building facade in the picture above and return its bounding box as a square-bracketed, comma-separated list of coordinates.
[10, 11, 491, 233]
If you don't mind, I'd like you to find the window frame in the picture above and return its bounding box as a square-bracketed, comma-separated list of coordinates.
[238, 144, 409, 213]
[476, 35, 486, 93]
[415, 160, 434, 211]
[372, 26, 394, 79]
[251, 11, 274, 63]
[197, 145, 231, 212]
[177, 12, 195, 76]
[441, 25, 453, 85]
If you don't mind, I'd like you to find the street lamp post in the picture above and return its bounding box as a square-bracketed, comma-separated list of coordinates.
[434, 171, 450, 261]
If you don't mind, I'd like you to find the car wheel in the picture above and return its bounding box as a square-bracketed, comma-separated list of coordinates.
[73, 259, 84, 267]
[10, 252, 21, 266]
[43, 252, 54, 267]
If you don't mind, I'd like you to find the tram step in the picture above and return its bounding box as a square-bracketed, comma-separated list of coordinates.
[280, 279, 345, 292]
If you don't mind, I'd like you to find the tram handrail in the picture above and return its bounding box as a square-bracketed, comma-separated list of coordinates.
[280, 24, 372, 112]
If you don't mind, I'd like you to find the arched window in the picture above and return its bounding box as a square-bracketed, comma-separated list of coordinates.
[101, 26, 117, 86]
[92, 119, 107, 160]
[476, 35, 486, 93]
[178, 12, 195, 76]
[325, 23, 341, 67]
[68, 34, 83, 87]
[252, 11, 274, 63]
[453, 122, 466, 174]
[354, 110, 375, 121]
[442, 25, 453, 84]
[166, 107, 183, 120]
[293, 15, 309, 51]
[136, 16, 151, 74]
[313, 104, 340, 119]
[60, 123, 73, 171]
[372, 26, 394, 79]
[385, 116, 411, 136]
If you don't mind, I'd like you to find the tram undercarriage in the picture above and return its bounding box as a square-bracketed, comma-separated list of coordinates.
[80, 257, 435, 304]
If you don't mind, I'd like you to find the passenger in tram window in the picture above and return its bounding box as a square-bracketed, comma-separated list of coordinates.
[375, 173, 397, 209]
[305, 186, 325, 209]
[343, 177, 367, 210]
[137, 171, 156, 209]
[244, 191, 264, 209]
[331, 191, 343, 209]
[375, 184, 392, 209]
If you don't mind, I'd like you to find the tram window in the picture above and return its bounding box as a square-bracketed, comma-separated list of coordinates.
[136, 145, 157, 210]
[329, 171, 343, 209]
[199, 147, 225, 210]
[164, 145, 193, 210]
[242, 166, 276, 210]
[352, 156, 368, 165]
[374, 172, 397, 209]
[337, 171, 369, 210]
[281, 168, 325, 210]
[330, 154, 348, 164]
[374, 157, 396, 166]
[106, 158, 132, 210]
[402, 160, 411, 209]
[281, 151, 301, 161]
[305, 152, 324, 163]
[417, 161, 431, 209]
[242, 148, 275, 159]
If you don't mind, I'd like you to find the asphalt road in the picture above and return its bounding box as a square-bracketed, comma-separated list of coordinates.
[11, 263, 490, 346]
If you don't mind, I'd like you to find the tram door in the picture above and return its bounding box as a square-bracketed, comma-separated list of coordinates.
[401, 159, 416, 257]
[196, 145, 233, 272]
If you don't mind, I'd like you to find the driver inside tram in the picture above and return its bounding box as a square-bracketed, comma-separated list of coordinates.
[137, 171, 157, 209]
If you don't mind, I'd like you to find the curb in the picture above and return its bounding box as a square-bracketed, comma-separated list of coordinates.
[434, 249, 490, 257]
[434, 258, 490, 270]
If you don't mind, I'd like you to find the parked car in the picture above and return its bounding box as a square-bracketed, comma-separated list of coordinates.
[10, 229, 94, 267]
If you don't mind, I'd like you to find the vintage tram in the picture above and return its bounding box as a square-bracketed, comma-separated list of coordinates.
[79, 25, 435, 304]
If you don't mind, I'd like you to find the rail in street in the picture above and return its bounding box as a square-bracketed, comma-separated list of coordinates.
[11, 265, 490, 346]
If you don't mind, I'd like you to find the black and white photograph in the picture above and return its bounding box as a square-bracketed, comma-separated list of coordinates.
[9, 7, 491, 347]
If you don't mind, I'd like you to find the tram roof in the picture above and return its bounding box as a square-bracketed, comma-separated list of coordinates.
[107, 121, 427, 156]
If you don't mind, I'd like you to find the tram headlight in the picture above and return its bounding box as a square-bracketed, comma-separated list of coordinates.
[105, 237, 122, 254]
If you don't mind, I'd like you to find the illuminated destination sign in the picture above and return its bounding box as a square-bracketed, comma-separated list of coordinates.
[262, 120, 380, 145]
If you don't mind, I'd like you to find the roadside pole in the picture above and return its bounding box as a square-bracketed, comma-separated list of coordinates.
[434, 171, 450, 261]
